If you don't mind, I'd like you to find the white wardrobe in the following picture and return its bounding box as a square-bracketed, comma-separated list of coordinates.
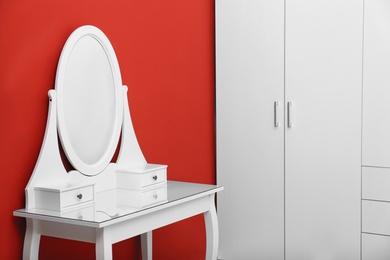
[216, 0, 363, 259]
[362, 0, 390, 258]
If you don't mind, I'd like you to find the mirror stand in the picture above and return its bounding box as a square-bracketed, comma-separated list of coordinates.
[25, 86, 168, 212]
[26, 86, 168, 212]
[25, 90, 119, 212]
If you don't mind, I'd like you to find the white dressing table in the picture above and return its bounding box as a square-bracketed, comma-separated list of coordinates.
[13, 25, 222, 259]
[14, 181, 222, 259]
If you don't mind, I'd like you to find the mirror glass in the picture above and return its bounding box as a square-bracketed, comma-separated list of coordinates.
[64, 36, 115, 165]
[56, 26, 123, 176]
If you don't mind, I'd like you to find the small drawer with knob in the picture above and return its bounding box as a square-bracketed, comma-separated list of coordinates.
[35, 183, 94, 212]
[117, 184, 167, 208]
[116, 163, 167, 190]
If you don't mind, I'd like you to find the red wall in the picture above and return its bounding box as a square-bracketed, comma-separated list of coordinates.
[0, 0, 215, 259]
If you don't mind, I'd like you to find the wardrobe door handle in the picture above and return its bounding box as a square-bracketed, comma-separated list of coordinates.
[274, 101, 280, 127]
[287, 102, 293, 128]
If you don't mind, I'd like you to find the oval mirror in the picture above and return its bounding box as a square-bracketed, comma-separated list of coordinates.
[55, 25, 123, 176]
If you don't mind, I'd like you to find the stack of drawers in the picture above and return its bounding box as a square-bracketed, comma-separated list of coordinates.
[362, 167, 390, 259]
[116, 164, 168, 208]
[34, 182, 95, 212]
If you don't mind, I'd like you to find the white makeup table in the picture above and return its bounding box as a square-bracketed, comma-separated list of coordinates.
[14, 181, 222, 259]
[13, 25, 222, 260]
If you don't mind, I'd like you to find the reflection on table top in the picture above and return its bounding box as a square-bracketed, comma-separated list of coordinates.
[14, 181, 223, 228]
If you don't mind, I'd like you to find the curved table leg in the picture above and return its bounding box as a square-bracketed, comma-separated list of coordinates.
[204, 194, 219, 260]
[96, 228, 112, 260]
[23, 219, 41, 260]
[141, 231, 152, 260]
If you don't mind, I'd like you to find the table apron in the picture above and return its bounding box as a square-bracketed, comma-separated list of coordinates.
[109, 194, 211, 244]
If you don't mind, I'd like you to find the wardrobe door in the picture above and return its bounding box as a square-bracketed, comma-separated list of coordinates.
[362, 0, 390, 168]
[361, 1, 390, 257]
[284, 0, 363, 259]
[216, 0, 284, 259]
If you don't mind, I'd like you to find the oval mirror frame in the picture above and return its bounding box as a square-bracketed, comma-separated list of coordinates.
[55, 25, 123, 176]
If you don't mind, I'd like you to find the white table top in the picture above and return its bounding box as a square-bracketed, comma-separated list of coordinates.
[14, 181, 223, 228]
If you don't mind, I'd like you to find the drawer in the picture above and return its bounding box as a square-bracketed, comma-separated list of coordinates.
[363, 167, 390, 201]
[363, 233, 390, 260]
[362, 200, 390, 236]
[117, 184, 167, 208]
[117, 164, 167, 190]
[62, 185, 94, 208]
[35, 183, 94, 211]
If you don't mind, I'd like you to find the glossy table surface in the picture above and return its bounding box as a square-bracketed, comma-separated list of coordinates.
[14, 181, 223, 228]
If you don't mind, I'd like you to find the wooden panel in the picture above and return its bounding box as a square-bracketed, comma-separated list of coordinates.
[363, 167, 390, 201]
[285, 0, 363, 258]
[216, 0, 285, 258]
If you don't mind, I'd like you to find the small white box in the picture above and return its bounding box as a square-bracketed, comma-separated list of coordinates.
[116, 163, 167, 190]
[35, 183, 94, 211]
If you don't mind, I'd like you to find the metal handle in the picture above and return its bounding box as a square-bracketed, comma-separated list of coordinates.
[153, 194, 158, 199]
[153, 175, 158, 181]
[77, 194, 83, 200]
[287, 102, 293, 128]
[274, 101, 279, 127]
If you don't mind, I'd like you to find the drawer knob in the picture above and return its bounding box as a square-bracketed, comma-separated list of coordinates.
[153, 194, 158, 199]
[153, 175, 158, 181]
[77, 194, 83, 200]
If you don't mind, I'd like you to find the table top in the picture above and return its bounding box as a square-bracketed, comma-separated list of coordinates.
[14, 181, 223, 228]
